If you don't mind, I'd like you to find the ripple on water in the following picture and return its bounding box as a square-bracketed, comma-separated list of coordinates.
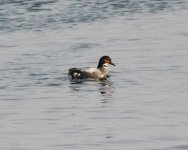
[0, 0, 188, 32]
[151, 144, 188, 150]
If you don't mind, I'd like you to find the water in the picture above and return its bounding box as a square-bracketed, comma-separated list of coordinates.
[1, 0, 188, 150]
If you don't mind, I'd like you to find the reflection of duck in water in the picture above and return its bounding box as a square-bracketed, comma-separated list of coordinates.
[99, 80, 114, 96]
[68, 56, 116, 80]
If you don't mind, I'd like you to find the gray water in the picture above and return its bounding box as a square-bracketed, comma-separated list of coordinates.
[1, 0, 188, 150]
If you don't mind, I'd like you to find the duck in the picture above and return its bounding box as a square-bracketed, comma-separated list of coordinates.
[68, 55, 116, 80]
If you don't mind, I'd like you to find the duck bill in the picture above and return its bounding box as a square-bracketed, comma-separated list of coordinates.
[110, 62, 116, 66]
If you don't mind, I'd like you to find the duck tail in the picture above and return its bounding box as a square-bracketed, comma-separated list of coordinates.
[69, 68, 82, 79]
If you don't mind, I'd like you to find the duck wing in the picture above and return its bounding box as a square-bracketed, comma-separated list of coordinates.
[69, 67, 99, 79]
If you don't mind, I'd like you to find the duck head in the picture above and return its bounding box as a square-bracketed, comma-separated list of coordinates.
[97, 55, 116, 68]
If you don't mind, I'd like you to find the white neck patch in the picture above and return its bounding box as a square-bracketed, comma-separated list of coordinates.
[102, 63, 108, 69]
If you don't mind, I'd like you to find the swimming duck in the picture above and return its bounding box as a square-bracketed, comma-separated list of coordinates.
[68, 55, 116, 80]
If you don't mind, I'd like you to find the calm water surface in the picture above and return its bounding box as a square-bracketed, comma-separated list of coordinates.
[0, 0, 188, 150]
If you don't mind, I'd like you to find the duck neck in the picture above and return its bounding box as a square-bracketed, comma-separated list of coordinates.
[97, 60, 103, 68]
